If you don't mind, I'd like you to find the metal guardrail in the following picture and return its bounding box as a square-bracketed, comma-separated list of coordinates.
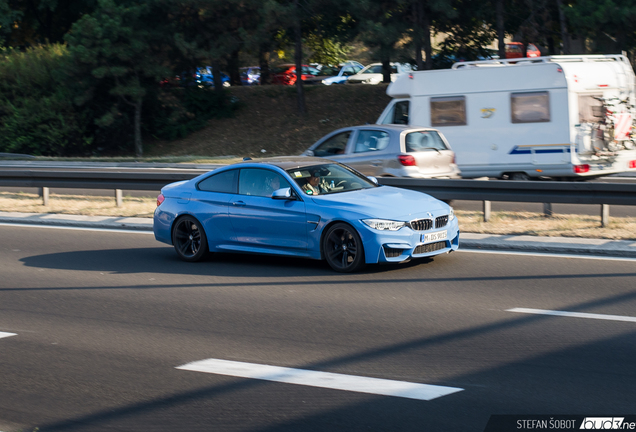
[1, 169, 635, 225]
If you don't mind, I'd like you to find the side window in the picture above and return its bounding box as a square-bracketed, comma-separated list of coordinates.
[405, 131, 448, 152]
[354, 130, 391, 153]
[313, 131, 351, 156]
[197, 169, 237, 193]
[392, 101, 409, 125]
[239, 168, 290, 197]
[511, 91, 550, 123]
[342, 67, 354, 76]
[431, 96, 467, 126]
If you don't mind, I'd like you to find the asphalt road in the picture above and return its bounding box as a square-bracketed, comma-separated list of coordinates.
[1, 225, 636, 431]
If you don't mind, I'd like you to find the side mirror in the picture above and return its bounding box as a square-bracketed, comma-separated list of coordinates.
[367, 176, 379, 185]
[272, 188, 296, 200]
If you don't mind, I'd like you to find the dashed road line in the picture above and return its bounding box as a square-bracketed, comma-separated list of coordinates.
[177, 358, 463, 401]
[507, 308, 636, 323]
[0, 332, 17, 339]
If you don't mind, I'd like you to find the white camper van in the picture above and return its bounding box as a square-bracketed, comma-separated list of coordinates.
[377, 55, 636, 179]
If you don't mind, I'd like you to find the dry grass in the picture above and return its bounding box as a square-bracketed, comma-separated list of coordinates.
[0, 191, 156, 218]
[456, 210, 636, 240]
[2, 191, 636, 240]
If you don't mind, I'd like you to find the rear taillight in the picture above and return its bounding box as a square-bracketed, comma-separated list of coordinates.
[398, 155, 416, 166]
[574, 164, 590, 173]
[157, 193, 165, 207]
[629, 160, 636, 169]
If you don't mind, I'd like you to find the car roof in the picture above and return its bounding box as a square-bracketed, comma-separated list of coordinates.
[336, 124, 438, 133]
[237, 156, 333, 171]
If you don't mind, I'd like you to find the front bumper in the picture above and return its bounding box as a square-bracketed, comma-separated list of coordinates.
[358, 218, 460, 264]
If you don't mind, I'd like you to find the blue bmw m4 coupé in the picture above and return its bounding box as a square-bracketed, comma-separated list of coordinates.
[153, 157, 459, 272]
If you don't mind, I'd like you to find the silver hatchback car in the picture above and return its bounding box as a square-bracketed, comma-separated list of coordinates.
[302, 124, 461, 178]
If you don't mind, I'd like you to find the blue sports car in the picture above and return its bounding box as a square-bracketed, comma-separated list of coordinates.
[153, 157, 459, 272]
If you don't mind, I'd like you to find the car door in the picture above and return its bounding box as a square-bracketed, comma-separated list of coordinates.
[340, 129, 392, 176]
[310, 130, 353, 160]
[228, 168, 308, 251]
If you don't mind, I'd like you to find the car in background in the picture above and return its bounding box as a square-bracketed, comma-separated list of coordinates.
[240, 66, 261, 85]
[195, 67, 231, 87]
[303, 61, 364, 85]
[302, 124, 461, 179]
[153, 156, 459, 272]
[270, 64, 320, 85]
[346, 62, 413, 85]
[505, 42, 541, 59]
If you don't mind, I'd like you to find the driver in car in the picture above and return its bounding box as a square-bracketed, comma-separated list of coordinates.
[302, 170, 328, 195]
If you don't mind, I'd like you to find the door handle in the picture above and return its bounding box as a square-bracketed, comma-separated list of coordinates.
[232, 201, 246, 207]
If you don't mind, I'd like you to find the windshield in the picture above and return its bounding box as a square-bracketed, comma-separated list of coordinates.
[286, 163, 377, 196]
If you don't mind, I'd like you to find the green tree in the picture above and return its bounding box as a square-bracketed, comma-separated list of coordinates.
[1, 0, 97, 47]
[566, 0, 636, 54]
[65, 0, 170, 156]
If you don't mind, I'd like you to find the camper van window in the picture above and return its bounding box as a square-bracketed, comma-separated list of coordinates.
[392, 101, 410, 124]
[511, 91, 550, 123]
[578, 94, 604, 123]
[430, 96, 467, 126]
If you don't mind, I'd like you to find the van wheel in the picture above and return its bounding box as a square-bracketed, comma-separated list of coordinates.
[510, 172, 530, 181]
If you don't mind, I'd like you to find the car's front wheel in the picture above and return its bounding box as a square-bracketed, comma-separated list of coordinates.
[172, 215, 208, 262]
[323, 223, 365, 272]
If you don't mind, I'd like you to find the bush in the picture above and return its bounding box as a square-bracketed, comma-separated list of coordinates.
[0, 44, 93, 156]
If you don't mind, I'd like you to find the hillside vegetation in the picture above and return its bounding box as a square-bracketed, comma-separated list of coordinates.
[146, 84, 393, 159]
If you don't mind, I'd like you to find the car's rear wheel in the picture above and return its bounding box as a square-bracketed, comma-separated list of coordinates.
[323, 223, 365, 272]
[172, 215, 208, 262]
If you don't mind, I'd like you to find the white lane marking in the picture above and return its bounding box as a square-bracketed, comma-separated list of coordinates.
[459, 248, 636, 262]
[0, 332, 17, 339]
[508, 308, 636, 323]
[0, 223, 153, 235]
[176, 358, 463, 401]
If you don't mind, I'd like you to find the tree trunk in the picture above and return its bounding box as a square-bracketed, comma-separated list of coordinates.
[211, 60, 224, 94]
[423, 8, 432, 70]
[496, 0, 506, 59]
[258, 43, 270, 85]
[134, 98, 143, 157]
[556, 0, 570, 54]
[382, 58, 391, 83]
[228, 49, 242, 86]
[413, 0, 424, 70]
[294, 0, 306, 116]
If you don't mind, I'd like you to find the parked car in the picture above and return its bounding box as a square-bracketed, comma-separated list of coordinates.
[302, 124, 461, 179]
[240, 66, 260, 85]
[346, 62, 413, 85]
[505, 42, 541, 59]
[270, 64, 320, 85]
[195, 66, 231, 87]
[153, 156, 459, 272]
[303, 61, 364, 85]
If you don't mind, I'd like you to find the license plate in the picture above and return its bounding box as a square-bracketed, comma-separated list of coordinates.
[422, 230, 447, 243]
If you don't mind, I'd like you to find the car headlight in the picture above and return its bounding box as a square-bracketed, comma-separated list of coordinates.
[362, 219, 406, 231]
[449, 207, 455, 221]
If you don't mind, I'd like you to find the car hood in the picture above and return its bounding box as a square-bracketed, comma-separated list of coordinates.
[309, 185, 448, 219]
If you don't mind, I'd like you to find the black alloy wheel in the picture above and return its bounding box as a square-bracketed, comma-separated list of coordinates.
[323, 223, 365, 272]
[172, 215, 208, 262]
